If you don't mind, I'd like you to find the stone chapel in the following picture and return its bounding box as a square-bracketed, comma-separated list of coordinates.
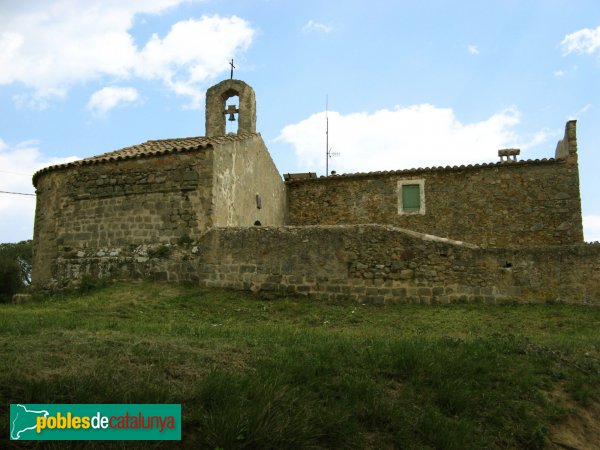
[31, 78, 597, 304]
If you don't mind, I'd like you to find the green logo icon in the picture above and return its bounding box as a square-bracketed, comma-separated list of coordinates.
[9, 404, 181, 440]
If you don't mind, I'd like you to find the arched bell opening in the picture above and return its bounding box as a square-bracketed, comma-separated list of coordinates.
[205, 79, 256, 137]
[225, 94, 240, 135]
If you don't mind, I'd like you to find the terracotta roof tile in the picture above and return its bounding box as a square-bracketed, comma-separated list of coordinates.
[33, 132, 258, 186]
[286, 158, 560, 183]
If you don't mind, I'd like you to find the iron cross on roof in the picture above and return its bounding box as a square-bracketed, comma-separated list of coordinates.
[229, 59, 235, 79]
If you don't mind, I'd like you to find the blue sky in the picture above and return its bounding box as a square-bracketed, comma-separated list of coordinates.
[1, 0, 599, 242]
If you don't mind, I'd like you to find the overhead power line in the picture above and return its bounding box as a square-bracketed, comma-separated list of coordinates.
[0, 190, 36, 196]
[0, 170, 32, 176]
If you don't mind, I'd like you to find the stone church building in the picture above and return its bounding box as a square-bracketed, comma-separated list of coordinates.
[31, 79, 599, 304]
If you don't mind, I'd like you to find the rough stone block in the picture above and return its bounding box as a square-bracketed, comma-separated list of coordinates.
[392, 288, 407, 298]
[399, 269, 414, 280]
[153, 271, 168, 281]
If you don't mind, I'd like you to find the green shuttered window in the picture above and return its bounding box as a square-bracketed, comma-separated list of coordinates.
[398, 179, 425, 215]
[402, 184, 421, 212]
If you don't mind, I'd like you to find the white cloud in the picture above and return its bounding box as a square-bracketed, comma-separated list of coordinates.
[554, 69, 565, 77]
[277, 105, 537, 175]
[302, 20, 333, 34]
[520, 129, 558, 151]
[87, 87, 140, 115]
[583, 215, 600, 242]
[561, 25, 600, 55]
[13, 88, 67, 111]
[0, 1, 255, 109]
[136, 16, 254, 108]
[569, 103, 592, 120]
[0, 138, 79, 243]
[468, 44, 479, 55]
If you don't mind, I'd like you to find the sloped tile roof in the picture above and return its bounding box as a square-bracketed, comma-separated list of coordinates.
[32, 132, 258, 186]
[285, 158, 561, 183]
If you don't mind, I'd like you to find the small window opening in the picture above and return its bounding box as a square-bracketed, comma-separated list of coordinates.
[256, 193, 262, 209]
[504, 262, 513, 268]
[254, 220, 262, 226]
[402, 184, 421, 212]
[398, 179, 425, 215]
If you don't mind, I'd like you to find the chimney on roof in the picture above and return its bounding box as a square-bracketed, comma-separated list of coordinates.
[498, 148, 520, 162]
[283, 172, 317, 181]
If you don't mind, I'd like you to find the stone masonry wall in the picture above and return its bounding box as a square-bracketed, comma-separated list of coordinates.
[286, 122, 583, 248]
[50, 225, 600, 304]
[205, 79, 256, 137]
[196, 226, 599, 304]
[212, 134, 286, 227]
[32, 150, 214, 287]
[32, 170, 65, 284]
[287, 159, 582, 248]
[52, 243, 200, 287]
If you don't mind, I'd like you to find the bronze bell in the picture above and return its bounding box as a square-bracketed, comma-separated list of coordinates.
[228, 113, 236, 122]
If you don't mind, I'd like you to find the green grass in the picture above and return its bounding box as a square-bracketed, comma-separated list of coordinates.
[1, 282, 599, 449]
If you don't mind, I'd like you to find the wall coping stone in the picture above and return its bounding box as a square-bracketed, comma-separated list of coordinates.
[285, 157, 563, 184]
[208, 224, 481, 249]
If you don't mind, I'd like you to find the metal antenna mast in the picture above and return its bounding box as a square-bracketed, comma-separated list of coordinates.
[325, 95, 339, 177]
[326, 95, 329, 177]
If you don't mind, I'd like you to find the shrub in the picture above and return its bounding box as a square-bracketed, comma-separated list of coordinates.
[0, 240, 32, 303]
[78, 274, 108, 293]
[177, 234, 193, 246]
[148, 245, 171, 259]
[0, 257, 22, 303]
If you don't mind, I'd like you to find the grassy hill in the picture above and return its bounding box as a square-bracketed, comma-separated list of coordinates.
[2, 282, 599, 449]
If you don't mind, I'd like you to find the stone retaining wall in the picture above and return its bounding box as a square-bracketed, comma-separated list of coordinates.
[51, 225, 600, 305]
[196, 226, 599, 304]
